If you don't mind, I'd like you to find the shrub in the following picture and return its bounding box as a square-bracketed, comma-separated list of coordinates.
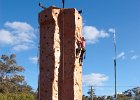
[0, 93, 35, 100]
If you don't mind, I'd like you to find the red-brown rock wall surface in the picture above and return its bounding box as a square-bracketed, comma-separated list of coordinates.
[38, 6, 82, 100]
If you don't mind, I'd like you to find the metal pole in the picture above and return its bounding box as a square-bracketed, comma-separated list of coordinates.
[113, 29, 117, 100]
[91, 86, 93, 100]
[62, 0, 65, 8]
[39, 3, 46, 9]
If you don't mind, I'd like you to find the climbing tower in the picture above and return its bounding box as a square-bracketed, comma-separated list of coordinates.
[38, 6, 82, 100]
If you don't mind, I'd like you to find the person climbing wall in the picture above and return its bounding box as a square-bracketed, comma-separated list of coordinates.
[76, 37, 86, 65]
[76, 39, 81, 58]
[79, 37, 86, 66]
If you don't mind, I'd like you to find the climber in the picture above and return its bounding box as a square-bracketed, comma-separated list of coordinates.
[79, 37, 86, 66]
[76, 40, 81, 58]
[76, 37, 86, 65]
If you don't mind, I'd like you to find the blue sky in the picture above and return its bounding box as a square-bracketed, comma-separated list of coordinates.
[0, 0, 140, 96]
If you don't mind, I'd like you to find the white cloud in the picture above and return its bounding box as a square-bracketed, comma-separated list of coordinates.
[0, 21, 36, 51]
[5, 21, 34, 33]
[131, 55, 138, 60]
[116, 52, 125, 60]
[0, 30, 14, 44]
[108, 28, 115, 33]
[29, 56, 38, 64]
[83, 26, 109, 44]
[13, 44, 33, 51]
[82, 73, 109, 86]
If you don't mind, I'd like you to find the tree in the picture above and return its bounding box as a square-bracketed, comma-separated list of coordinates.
[0, 54, 34, 94]
[0, 54, 37, 100]
[123, 87, 140, 100]
[117, 94, 130, 100]
[82, 95, 89, 100]
[87, 86, 96, 100]
[106, 96, 114, 100]
[0, 54, 24, 82]
[132, 87, 140, 96]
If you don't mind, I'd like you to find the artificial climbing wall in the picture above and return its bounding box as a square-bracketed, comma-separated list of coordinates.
[38, 6, 82, 100]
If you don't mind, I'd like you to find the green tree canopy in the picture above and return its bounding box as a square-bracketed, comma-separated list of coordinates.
[0, 54, 35, 96]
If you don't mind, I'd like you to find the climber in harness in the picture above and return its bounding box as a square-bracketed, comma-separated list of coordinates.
[79, 37, 86, 65]
[76, 37, 86, 66]
[76, 40, 81, 58]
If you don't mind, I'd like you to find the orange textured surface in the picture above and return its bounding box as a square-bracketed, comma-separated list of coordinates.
[38, 6, 82, 100]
